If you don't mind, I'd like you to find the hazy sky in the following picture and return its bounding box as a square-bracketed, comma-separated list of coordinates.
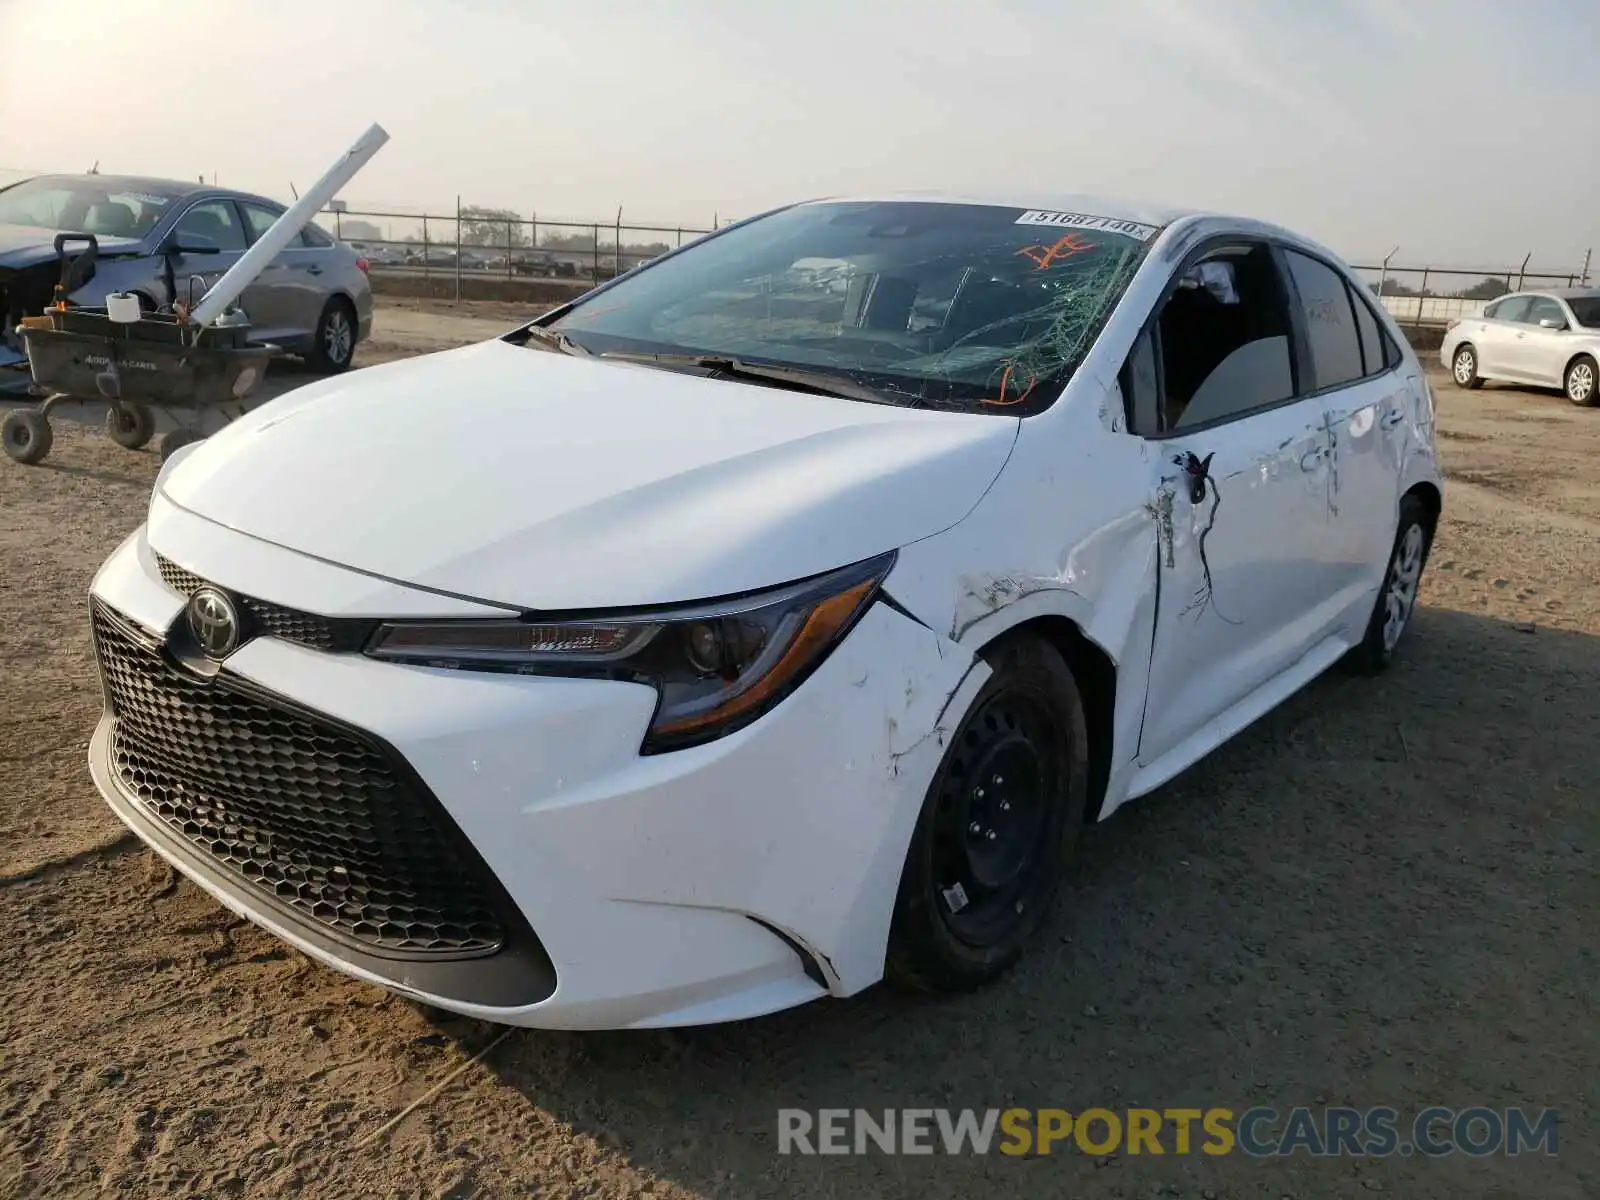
[3, 0, 1595, 268]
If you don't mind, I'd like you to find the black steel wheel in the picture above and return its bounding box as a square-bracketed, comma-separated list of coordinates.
[887, 634, 1088, 993]
[105, 403, 155, 450]
[2, 409, 53, 465]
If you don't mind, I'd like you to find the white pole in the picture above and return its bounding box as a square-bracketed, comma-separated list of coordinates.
[191, 123, 390, 327]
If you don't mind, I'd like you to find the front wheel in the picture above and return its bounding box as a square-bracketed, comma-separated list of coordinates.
[886, 635, 1089, 994]
[1344, 494, 1434, 675]
[1451, 344, 1483, 389]
[1564, 355, 1598, 407]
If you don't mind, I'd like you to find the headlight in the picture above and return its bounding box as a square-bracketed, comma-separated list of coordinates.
[365, 552, 895, 753]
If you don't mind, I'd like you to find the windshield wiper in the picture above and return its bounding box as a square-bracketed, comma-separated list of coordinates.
[597, 351, 912, 407]
[515, 324, 591, 356]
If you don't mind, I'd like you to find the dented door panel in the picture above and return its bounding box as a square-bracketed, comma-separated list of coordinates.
[1320, 375, 1406, 632]
[1136, 397, 1339, 769]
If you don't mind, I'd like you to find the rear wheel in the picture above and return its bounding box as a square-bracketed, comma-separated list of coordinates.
[886, 634, 1089, 993]
[1564, 355, 1597, 407]
[1451, 344, 1483, 389]
[2, 409, 52, 464]
[1344, 493, 1433, 675]
[105, 403, 154, 450]
[306, 298, 357, 374]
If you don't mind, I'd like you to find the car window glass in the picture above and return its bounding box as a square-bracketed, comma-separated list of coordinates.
[240, 202, 285, 242]
[300, 223, 334, 249]
[1123, 242, 1296, 433]
[1524, 297, 1565, 327]
[1491, 295, 1533, 324]
[1349, 284, 1388, 376]
[1120, 326, 1161, 433]
[1567, 296, 1600, 327]
[1285, 251, 1363, 390]
[175, 200, 247, 252]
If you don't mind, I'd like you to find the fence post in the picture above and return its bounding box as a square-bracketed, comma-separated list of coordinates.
[334, 210, 342, 241]
[454, 195, 463, 303]
[505, 219, 513, 278]
[593, 224, 600, 281]
[1413, 268, 1429, 329]
[676, 227, 683, 248]
[422, 215, 430, 280]
[531, 210, 538, 250]
[1581, 249, 1592, 286]
[1516, 251, 1531, 291]
[615, 205, 623, 277]
[1376, 246, 1398, 314]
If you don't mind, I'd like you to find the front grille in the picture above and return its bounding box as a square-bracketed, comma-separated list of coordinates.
[155, 552, 374, 653]
[93, 600, 506, 956]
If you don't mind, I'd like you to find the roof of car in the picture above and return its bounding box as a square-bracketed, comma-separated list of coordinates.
[799, 191, 1206, 229]
[33, 173, 206, 198]
[1548, 286, 1600, 299]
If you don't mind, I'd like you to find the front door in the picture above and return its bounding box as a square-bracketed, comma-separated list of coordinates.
[1472, 294, 1531, 377]
[1512, 296, 1572, 385]
[1121, 238, 1344, 769]
[167, 198, 247, 313]
[237, 200, 299, 342]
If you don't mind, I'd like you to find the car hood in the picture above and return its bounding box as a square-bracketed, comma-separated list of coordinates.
[159, 340, 1018, 609]
[0, 223, 145, 267]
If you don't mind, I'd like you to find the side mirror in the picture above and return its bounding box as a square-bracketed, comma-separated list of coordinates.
[1539, 317, 1565, 330]
[164, 232, 221, 256]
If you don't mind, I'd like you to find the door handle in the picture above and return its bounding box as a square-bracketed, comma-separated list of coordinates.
[1299, 447, 1326, 472]
[306, 265, 324, 276]
[1380, 407, 1405, 429]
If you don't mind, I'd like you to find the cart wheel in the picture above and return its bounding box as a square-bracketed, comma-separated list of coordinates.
[159, 428, 202, 462]
[2, 409, 53, 465]
[105, 403, 155, 450]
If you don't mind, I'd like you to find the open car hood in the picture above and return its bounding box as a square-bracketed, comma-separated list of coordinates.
[158, 340, 1018, 610]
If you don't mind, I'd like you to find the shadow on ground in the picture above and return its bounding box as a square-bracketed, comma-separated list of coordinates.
[442, 605, 1597, 1199]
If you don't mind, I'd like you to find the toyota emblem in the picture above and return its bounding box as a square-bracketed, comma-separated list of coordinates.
[187, 586, 240, 659]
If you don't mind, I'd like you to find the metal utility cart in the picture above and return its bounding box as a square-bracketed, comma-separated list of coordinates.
[2, 123, 390, 467]
[3, 245, 275, 465]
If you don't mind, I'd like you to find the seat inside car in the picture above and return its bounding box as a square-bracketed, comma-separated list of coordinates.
[85, 201, 138, 238]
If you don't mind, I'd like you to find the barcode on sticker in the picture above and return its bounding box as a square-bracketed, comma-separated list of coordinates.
[1015, 210, 1161, 241]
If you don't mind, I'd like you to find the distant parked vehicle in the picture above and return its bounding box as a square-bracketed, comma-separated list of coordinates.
[511, 251, 577, 279]
[0, 174, 372, 387]
[1442, 287, 1600, 406]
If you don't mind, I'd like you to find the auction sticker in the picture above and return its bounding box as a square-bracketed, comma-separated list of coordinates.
[1015, 210, 1161, 241]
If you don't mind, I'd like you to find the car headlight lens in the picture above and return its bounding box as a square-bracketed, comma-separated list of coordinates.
[365, 552, 895, 753]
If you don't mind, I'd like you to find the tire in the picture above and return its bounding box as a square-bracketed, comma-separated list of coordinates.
[886, 634, 1089, 993]
[1343, 494, 1434, 675]
[1564, 355, 1598, 407]
[2, 409, 53, 465]
[1451, 343, 1483, 390]
[159, 428, 201, 462]
[306, 298, 358, 374]
[105, 403, 155, 450]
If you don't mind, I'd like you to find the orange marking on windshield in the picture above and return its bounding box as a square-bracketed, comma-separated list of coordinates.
[1015, 233, 1096, 270]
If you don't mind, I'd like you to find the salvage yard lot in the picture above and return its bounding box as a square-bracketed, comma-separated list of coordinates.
[1, 299, 1595, 1199]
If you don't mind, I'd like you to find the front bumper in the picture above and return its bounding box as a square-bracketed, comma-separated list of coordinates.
[86, 514, 978, 1029]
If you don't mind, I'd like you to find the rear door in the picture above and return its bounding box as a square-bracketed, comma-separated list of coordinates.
[1281, 248, 1406, 627]
[238, 200, 298, 342]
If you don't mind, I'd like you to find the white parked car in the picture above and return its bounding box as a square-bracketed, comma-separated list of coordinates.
[1441, 287, 1600, 405]
[87, 195, 1442, 1030]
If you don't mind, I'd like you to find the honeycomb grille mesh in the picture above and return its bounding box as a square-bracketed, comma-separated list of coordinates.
[93, 601, 505, 956]
[154, 553, 373, 653]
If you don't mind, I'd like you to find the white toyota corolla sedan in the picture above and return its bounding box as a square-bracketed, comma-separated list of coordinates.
[87, 195, 1441, 1029]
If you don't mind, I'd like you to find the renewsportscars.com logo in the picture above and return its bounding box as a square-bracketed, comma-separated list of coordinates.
[777, 1106, 1559, 1158]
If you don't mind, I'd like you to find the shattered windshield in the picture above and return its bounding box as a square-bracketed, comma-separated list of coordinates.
[546, 201, 1158, 413]
[0, 177, 178, 239]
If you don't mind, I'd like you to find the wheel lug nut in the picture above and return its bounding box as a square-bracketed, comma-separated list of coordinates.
[968, 822, 981, 835]
[1000, 800, 1011, 812]
[974, 787, 985, 800]
[986, 829, 997, 841]
[993, 774, 1003, 785]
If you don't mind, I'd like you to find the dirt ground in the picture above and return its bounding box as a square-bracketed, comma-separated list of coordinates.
[1, 301, 1595, 1199]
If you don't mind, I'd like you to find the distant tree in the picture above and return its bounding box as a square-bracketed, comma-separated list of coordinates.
[1375, 279, 1420, 297]
[1457, 277, 1510, 300]
[459, 206, 529, 248]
